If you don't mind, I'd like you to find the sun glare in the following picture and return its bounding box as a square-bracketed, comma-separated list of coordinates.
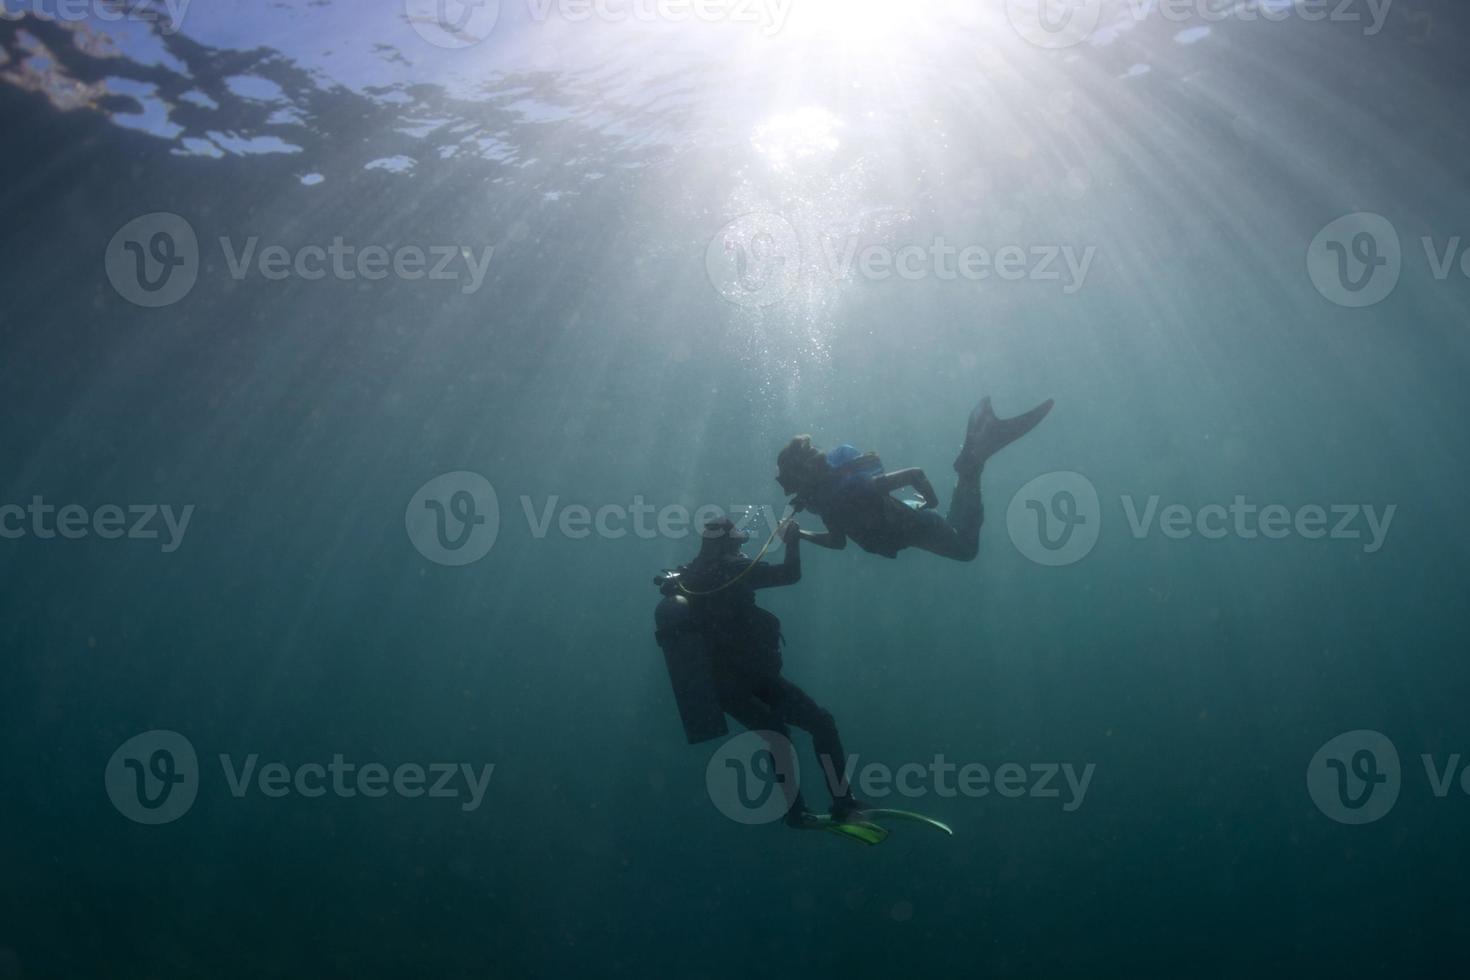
[781, 0, 902, 52]
[751, 106, 842, 174]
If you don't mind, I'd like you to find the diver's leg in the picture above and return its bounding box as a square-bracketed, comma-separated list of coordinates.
[946, 469, 984, 560]
[757, 677, 860, 812]
[720, 692, 810, 825]
[906, 395, 1051, 561]
[905, 477, 983, 562]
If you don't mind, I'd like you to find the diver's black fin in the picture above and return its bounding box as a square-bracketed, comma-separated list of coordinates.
[954, 397, 1054, 475]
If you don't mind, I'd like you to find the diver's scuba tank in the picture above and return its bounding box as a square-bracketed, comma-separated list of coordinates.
[653, 570, 728, 744]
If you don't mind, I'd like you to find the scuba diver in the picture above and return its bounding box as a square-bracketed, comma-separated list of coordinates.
[655, 517, 868, 835]
[776, 396, 1054, 561]
[654, 517, 952, 845]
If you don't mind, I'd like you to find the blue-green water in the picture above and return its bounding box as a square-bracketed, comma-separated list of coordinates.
[4, 1, 1470, 977]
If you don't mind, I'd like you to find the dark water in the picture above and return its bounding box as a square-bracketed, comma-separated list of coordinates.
[4, 1, 1470, 977]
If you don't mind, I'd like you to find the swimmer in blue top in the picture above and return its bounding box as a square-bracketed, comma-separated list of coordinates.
[774, 397, 1054, 561]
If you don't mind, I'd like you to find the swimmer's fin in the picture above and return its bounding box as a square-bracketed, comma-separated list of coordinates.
[858, 808, 954, 836]
[954, 396, 1054, 475]
[802, 807, 952, 845]
[804, 814, 890, 845]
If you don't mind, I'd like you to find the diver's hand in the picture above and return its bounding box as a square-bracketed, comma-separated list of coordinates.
[778, 518, 801, 544]
[917, 479, 940, 509]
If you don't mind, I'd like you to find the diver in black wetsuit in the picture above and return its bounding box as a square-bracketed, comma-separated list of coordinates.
[663, 517, 865, 828]
[775, 397, 1054, 561]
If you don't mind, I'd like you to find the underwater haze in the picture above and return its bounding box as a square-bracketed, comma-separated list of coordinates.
[4, 0, 1470, 977]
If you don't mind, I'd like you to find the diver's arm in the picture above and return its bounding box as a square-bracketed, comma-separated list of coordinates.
[749, 521, 802, 588]
[875, 468, 940, 509]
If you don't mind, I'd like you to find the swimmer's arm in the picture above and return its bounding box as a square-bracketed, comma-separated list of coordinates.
[875, 468, 939, 509]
